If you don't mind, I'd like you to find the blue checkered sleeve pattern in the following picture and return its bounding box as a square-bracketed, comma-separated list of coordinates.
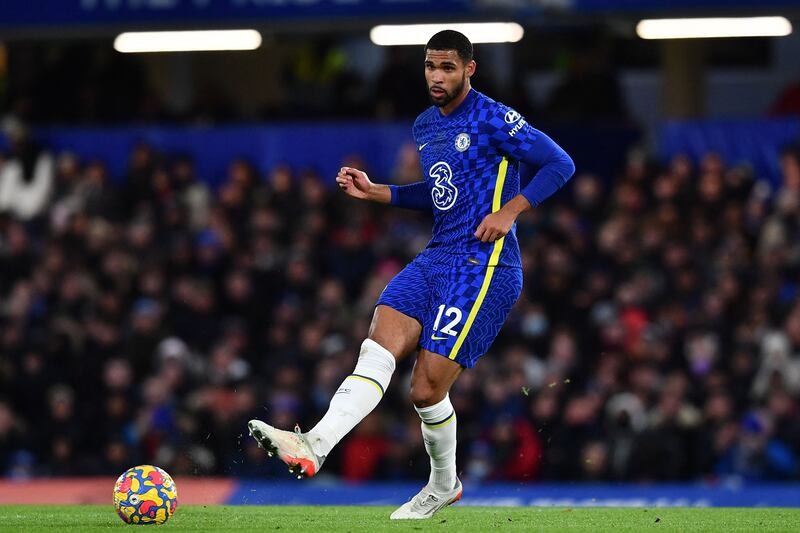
[483, 101, 575, 208]
[483, 102, 539, 161]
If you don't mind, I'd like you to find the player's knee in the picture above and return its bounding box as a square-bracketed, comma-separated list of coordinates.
[366, 332, 399, 359]
[409, 382, 441, 408]
[367, 306, 420, 360]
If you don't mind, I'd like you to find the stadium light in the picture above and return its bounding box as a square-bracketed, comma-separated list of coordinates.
[636, 17, 792, 40]
[114, 30, 262, 53]
[370, 23, 524, 46]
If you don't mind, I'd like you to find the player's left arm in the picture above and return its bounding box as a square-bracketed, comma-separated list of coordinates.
[475, 110, 575, 243]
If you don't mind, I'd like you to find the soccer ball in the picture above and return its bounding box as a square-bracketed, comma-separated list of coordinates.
[113, 465, 178, 525]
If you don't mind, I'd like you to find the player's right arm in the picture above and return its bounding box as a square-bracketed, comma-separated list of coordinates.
[336, 166, 431, 211]
[336, 166, 391, 203]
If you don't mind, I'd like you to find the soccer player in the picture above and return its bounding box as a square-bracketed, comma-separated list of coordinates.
[249, 29, 575, 519]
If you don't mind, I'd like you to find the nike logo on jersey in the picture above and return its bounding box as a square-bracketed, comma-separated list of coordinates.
[418, 142, 429, 151]
[431, 335, 449, 341]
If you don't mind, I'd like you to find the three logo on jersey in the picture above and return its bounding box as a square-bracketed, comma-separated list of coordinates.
[422, 132, 471, 211]
[422, 106, 521, 212]
[430, 162, 458, 211]
[419, 133, 472, 211]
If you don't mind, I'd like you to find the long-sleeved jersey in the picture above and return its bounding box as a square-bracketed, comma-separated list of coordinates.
[389, 88, 575, 268]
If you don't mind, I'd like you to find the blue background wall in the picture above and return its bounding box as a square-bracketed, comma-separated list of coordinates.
[1, 122, 640, 188]
[2, 119, 796, 188]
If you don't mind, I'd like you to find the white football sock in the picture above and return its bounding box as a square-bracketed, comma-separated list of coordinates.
[416, 394, 458, 493]
[307, 339, 395, 458]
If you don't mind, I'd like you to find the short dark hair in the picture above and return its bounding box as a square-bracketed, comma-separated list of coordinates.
[425, 30, 473, 63]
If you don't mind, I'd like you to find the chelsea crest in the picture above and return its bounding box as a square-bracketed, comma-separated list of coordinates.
[455, 133, 470, 152]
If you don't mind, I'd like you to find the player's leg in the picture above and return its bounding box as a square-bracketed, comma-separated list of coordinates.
[248, 305, 420, 477]
[389, 350, 463, 519]
[411, 350, 463, 494]
[392, 264, 523, 519]
[303, 304, 420, 459]
[249, 258, 429, 477]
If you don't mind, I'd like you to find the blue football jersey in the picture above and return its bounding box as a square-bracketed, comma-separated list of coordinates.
[412, 88, 541, 268]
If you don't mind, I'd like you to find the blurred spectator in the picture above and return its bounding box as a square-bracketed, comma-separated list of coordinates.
[473, 414, 541, 481]
[341, 413, 390, 481]
[715, 412, 798, 481]
[0, 117, 53, 220]
[171, 154, 210, 231]
[0, 401, 26, 476]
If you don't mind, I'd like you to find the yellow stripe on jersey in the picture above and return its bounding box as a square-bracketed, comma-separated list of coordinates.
[449, 157, 508, 361]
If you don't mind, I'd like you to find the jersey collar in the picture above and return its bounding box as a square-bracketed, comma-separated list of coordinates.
[436, 88, 477, 122]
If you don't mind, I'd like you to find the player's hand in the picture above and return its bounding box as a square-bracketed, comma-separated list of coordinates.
[336, 167, 374, 200]
[474, 210, 516, 243]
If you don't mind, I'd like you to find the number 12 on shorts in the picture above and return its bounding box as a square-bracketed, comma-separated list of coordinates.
[432, 304, 463, 337]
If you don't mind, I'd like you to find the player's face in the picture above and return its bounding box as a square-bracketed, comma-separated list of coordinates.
[424, 49, 475, 108]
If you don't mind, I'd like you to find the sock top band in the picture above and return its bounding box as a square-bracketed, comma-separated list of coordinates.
[347, 373, 385, 396]
[423, 410, 455, 428]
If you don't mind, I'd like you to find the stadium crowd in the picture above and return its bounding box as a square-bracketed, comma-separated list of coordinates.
[1, 126, 800, 483]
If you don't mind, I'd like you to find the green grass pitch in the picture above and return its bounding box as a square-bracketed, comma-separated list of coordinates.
[1, 505, 799, 532]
